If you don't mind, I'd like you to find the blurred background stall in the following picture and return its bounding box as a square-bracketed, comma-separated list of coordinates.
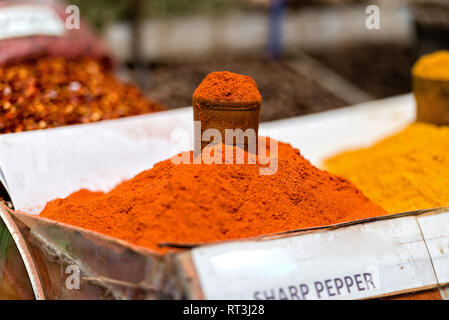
[71, 0, 449, 121]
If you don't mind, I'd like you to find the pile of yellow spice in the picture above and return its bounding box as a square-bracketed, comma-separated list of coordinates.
[324, 50, 449, 301]
[412, 50, 449, 81]
[325, 122, 449, 214]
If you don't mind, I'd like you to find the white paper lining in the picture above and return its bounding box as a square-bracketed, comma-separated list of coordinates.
[0, 108, 192, 214]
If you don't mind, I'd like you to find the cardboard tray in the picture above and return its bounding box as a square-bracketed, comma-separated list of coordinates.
[4, 202, 449, 300]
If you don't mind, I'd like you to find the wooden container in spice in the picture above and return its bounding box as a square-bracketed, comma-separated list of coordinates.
[192, 71, 261, 152]
[412, 50, 449, 125]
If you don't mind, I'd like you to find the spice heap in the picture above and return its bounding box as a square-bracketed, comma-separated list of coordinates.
[0, 57, 163, 133]
[325, 123, 449, 214]
[412, 50, 449, 81]
[41, 140, 386, 253]
[193, 71, 262, 104]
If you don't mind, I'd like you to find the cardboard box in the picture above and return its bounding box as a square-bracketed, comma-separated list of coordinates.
[5, 203, 449, 300]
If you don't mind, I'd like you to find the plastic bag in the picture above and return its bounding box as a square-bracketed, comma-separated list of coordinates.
[0, 1, 112, 67]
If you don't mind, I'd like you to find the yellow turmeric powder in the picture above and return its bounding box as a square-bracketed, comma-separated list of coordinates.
[412, 50, 449, 81]
[324, 122, 449, 214]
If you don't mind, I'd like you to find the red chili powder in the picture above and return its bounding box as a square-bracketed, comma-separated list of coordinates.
[193, 71, 262, 104]
[40, 141, 387, 253]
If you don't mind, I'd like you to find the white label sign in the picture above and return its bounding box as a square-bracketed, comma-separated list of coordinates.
[417, 210, 449, 284]
[0, 5, 65, 41]
[192, 214, 443, 300]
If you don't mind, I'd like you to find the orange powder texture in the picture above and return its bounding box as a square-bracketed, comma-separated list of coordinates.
[193, 71, 262, 104]
[40, 141, 386, 253]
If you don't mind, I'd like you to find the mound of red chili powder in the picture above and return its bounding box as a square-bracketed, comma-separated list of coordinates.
[40, 140, 386, 253]
[193, 71, 262, 104]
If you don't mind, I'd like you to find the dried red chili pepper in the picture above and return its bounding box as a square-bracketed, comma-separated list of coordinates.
[0, 57, 163, 133]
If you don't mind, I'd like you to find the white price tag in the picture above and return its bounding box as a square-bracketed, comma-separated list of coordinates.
[417, 210, 449, 284]
[192, 215, 440, 300]
[0, 5, 65, 40]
